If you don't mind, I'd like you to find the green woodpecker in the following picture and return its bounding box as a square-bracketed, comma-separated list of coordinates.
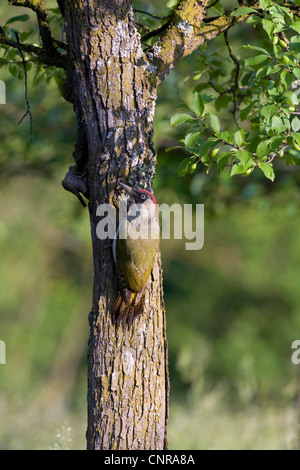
[112, 182, 160, 323]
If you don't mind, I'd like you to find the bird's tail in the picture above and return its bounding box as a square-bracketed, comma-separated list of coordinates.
[112, 289, 145, 326]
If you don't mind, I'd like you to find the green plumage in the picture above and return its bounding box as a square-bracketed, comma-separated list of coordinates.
[116, 219, 160, 292]
[112, 183, 160, 323]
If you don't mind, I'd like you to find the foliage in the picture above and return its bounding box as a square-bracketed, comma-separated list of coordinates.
[0, 9, 66, 86]
[169, 0, 300, 182]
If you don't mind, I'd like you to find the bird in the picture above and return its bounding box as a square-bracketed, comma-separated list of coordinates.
[112, 182, 160, 324]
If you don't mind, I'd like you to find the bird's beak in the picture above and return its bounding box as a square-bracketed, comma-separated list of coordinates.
[119, 182, 137, 200]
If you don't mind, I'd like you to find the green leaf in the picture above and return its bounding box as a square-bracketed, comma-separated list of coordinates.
[177, 158, 191, 177]
[165, 146, 184, 153]
[215, 94, 231, 111]
[175, 103, 191, 111]
[256, 140, 271, 159]
[262, 19, 275, 38]
[290, 35, 300, 53]
[280, 70, 294, 89]
[281, 108, 291, 119]
[246, 15, 263, 26]
[266, 65, 281, 75]
[217, 152, 231, 174]
[202, 94, 215, 103]
[231, 162, 248, 176]
[194, 83, 211, 93]
[192, 92, 205, 116]
[236, 150, 252, 166]
[209, 114, 221, 133]
[255, 65, 269, 80]
[245, 54, 269, 67]
[5, 14, 30, 25]
[273, 44, 282, 58]
[8, 64, 18, 77]
[184, 132, 201, 148]
[144, 17, 156, 27]
[211, 1, 224, 15]
[260, 0, 272, 9]
[234, 129, 245, 147]
[272, 116, 286, 133]
[282, 116, 291, 132]
[198, 141, 212, 158]
[291, 132, 300, 146]
[231, 6, 257, 16]
[217, 131, 234, 144]
[269, 135, 283, 151]
[284, 91, 299, 106]
[170, 114, 196, 126]
[292, 117, 300, 133]
[279, 5, 295, 20]
[48, 7, 61, 13]
[166, 0, 179, 8]
[260, 104, 279, 121]
[293, 68, 300, 80]
[268, 83, 282, 97]
[290, 22, 300, 34]
[259, 162, 275, 181]
[240, 103, 253, 121]
[241, 45, 269, 55]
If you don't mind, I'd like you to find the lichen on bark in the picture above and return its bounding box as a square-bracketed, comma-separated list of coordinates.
[63, 0, 168, 450]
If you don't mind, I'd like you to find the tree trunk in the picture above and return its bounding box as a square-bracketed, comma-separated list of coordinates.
[64, 1, 169, 450]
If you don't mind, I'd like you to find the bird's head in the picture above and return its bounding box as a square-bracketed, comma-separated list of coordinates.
[119, 182, 158, 216]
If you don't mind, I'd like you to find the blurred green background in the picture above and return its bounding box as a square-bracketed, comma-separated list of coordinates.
[1, 0, 300, 450]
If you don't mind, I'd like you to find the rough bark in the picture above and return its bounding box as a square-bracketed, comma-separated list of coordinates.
[146, 0, 261, 85]
[64, 0, 168, 450]
[2, 0, 300, 452]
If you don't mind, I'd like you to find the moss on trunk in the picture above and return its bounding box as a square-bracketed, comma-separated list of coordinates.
[64, 0, 169, 450]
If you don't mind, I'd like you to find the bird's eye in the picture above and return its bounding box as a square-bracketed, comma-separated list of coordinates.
[140, 194, 146, 200]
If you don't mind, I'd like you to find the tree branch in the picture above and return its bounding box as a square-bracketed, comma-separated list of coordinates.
[15, 32, 33, 140]
[7, 0, 67, 68]
[224, 30, 241, 122]
[147, 0, 261, 85]
[0, 31, 41, 57]
[9, 0, 53, 49]
[142, 21, 172, 42]
[134, 9, 168, 20]
[0, 34, 66, 68]
[207, 0, 219, 8]
[146, 0, 210, 84]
